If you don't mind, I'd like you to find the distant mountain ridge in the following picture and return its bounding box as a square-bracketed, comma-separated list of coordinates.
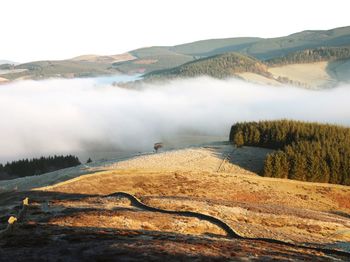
[146, 46, 350, 88]
[1, 26, 350, 85]
[0, 60, 18, 65]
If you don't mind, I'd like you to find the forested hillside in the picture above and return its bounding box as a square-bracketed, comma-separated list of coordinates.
[230, 120, 350, 185]
[145, 52, 271, 79]
[0, 155, 81, 180]
[267, 46, 350, 66]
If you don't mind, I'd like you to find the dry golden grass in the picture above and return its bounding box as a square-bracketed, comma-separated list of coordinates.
[268, 62, 334, 88]
[31, 144, 350, 248]
[237, 72, 282, 86]
[133, 59, 158, 65]
[1, 144, 349, 260]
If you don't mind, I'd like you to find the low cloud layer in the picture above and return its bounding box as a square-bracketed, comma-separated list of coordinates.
[1, 77, 349, 162]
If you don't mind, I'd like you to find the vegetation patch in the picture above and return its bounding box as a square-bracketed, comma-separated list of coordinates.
[230, 120, 350, 185]
[0, 155, 81, 180]
[145, 52, 271, 79]
[267, 46, 350, 66]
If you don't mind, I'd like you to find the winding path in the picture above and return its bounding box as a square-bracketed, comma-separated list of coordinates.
[107, 192, 350, 258]
[107, 192, 242, 238]
[1, 193, 349, 257]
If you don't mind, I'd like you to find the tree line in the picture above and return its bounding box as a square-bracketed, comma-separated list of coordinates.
[266, 46, 350, 66]
[0, 155, 81, 180]
[230, 120, 350, 185]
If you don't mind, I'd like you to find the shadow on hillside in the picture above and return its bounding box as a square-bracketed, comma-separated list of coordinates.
[1, 190, 350, 260]
[0, 190, 98, 214]
[0, 224, 230, 261]
[329, 210, 350, 219]
[1, 222, 349, 261]
[326, 60, 350, 85]
[0, 190, 233, 261]
[207, 144, 272, 174]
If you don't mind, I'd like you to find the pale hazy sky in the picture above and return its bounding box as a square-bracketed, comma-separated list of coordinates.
[1, 0, 349, 62]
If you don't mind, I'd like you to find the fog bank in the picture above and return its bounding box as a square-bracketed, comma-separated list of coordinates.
[1, 77, 349, 162]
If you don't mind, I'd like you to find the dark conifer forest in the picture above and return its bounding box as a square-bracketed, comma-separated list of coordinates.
[0, 155, 81, 180]
[230, 120, 350, 185]
[266, 46, 350, 66]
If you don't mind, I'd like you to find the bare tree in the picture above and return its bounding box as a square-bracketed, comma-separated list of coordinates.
[154, 142, 163, 153]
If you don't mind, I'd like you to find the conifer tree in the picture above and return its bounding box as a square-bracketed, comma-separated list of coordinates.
[229, 120, 350, 185]
[234, 132, 245, 148]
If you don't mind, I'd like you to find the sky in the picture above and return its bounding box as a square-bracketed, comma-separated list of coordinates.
[1, 0, 350, 62]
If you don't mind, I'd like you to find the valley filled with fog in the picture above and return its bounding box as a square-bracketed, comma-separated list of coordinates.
[1, 76, 349, 162]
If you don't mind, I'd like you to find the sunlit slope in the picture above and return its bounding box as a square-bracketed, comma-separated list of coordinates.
[266, 46, 350, 87]
[1, 144, 349, 259]
[113, 47, 194, 74]
[33, 144, 350, 247]
[268, 62, 334, 88]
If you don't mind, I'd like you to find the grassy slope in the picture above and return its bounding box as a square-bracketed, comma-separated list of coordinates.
[3, 60, 120, 80]
[139, 26, 350, 60]
[171, 37, 261, 57]
[120, 26, 350, 75]
[29, 146, 350, 243]
[1, 145, 349, 259]
[113, 53, 194, 74]
[244, 26, 350, 60]
[266, 46, 350, 87]
[144, 46, 350, 88]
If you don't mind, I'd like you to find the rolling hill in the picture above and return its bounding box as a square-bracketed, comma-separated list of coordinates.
[114, 26, 350, 76]
[0, 143, 349, 260]
[112, 47, 194, 74]
[146, 46, 350, 88]
[3, 60, 121, 80]
[169, 26, 350, 60]
[239, 26, 350, 60]
[1, 26, 350, 83]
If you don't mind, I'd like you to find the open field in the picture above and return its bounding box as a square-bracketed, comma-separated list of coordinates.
[0, 144, 349, 260]
[237, 72, 282, 86]
[268, 62, 335, 88]
[70, 53, 136, 64]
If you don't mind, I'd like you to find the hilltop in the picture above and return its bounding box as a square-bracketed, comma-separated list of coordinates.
[1, 26, 350, 85]
[146, 46, 350, 88]
[0, 143, 349, 260]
